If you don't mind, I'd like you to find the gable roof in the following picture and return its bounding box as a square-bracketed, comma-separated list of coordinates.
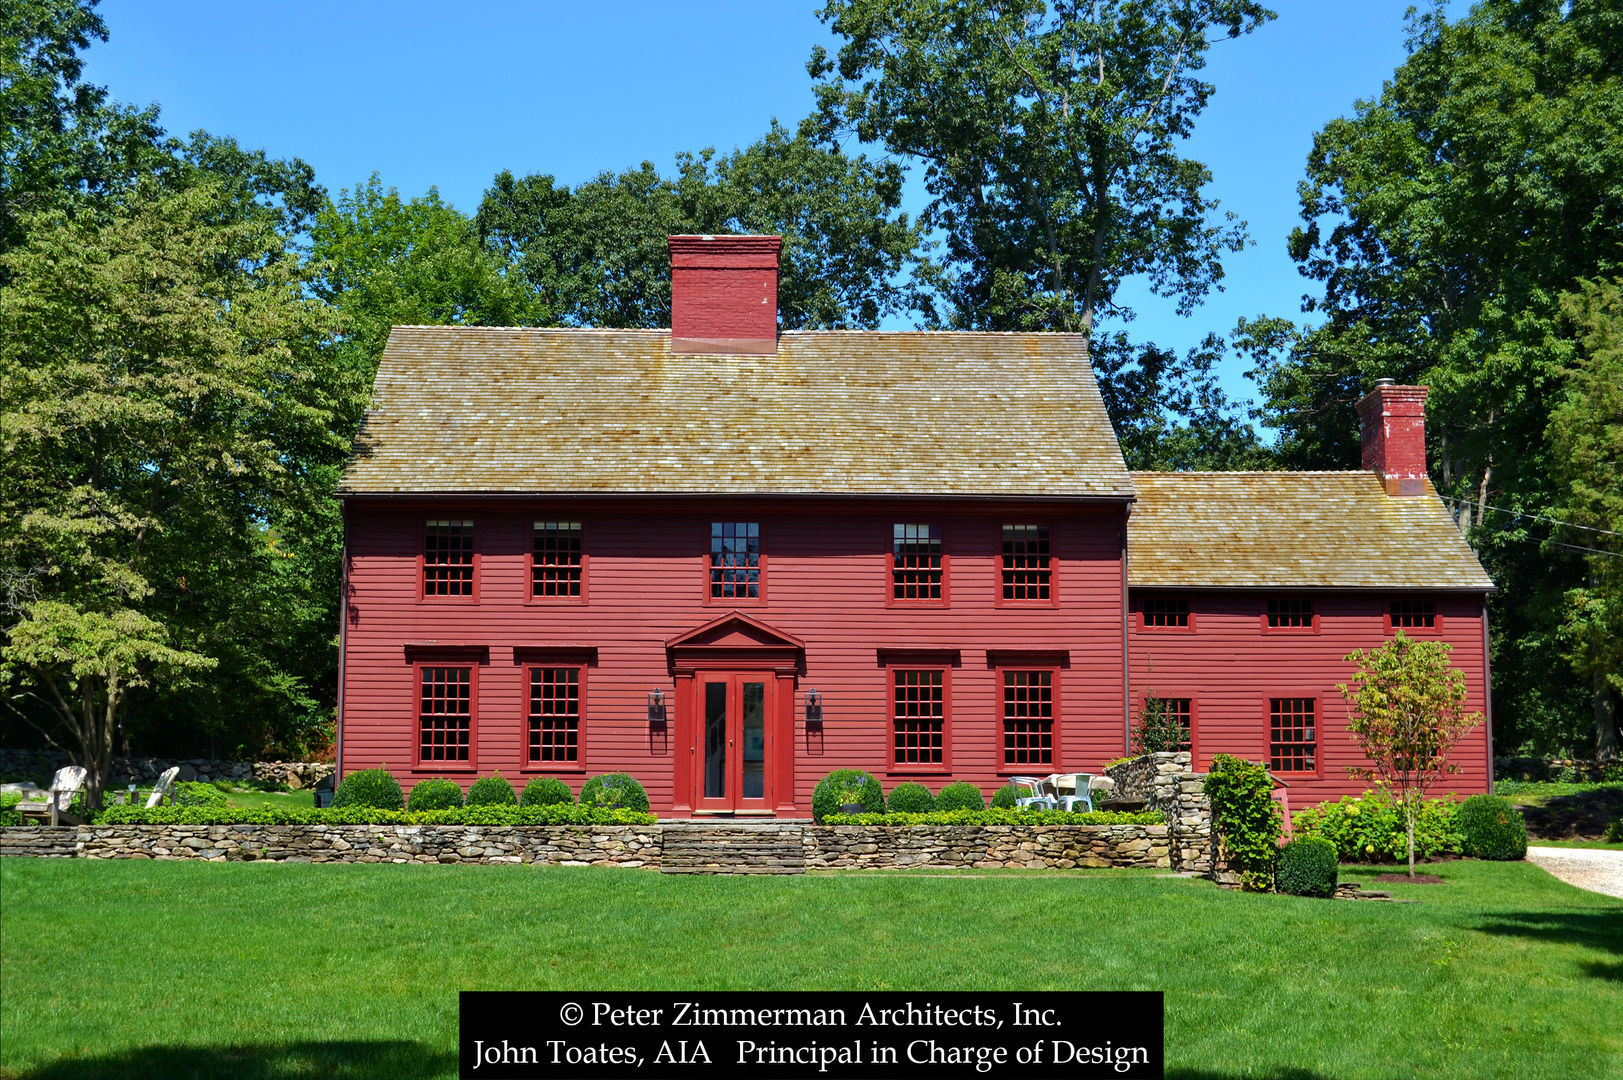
[1128, 472, 1495, 591]
[339, 327, 1132, 499]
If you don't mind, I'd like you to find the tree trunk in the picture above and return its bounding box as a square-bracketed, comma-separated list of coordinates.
[1596, 671, 1620, 762]
[1407, 808, 1417, 878]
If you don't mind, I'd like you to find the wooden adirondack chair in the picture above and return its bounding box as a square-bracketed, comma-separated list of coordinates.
[16, 766, 88, 826]
[145, 766, 180, 809]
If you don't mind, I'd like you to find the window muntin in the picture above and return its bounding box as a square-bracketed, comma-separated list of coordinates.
[1000, 524, 1051, 602]
[1390, 598, 1436, 629]
[423, 520, 474, 596]
[1144, 697, 1193, 753]
[709, 522, 761, 600]
[527, 667, 581, 765]
[892, 669, 945, 766]
[1001, 669, 1054, 767]
[1142, 594, 1190, 628]
[532, 521, 583, 599]
[1266, 597, 1314, 629]
[1269, 697, 1316, 773]
[419, 666, 472, 762]
[891, 524, 944, 601]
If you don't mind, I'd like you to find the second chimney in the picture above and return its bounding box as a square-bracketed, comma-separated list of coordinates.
[1355, 378, 1430, 496]
[668, 234, 782, 355]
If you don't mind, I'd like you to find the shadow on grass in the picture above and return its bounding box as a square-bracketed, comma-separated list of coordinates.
[1474, 909, 1623, 982]
[8, 1039, 455, 1080]
[1169, 1070, 1338, 1079]
[1520, 787, 1623, 839]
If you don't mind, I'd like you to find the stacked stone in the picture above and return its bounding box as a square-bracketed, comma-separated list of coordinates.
[0, 749, 334, 789]
[662, 824, 806, 874]
[801, 824, 1171, 871]
[0, 827, 78, 858]
[1104, 752, 1214, 874]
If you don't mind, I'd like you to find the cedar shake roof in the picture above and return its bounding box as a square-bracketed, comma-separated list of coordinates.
[1128, 472, 1495, 591]
[340, 327, 1133, 498]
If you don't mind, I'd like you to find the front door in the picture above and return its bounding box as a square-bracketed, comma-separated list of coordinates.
[693, 672, 773, 812]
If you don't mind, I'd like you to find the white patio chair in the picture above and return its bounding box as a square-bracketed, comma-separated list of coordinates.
[145, 766, 180, 809]
[1007, 775, 1056, 810]
[1047, 772, 1095, 813]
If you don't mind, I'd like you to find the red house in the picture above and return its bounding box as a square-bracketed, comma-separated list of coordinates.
[335, 235, 1494, 814]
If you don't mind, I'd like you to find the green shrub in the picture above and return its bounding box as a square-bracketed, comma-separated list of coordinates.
[465, 774, 518, 807]
[90, 803, 655, 827]
[933, 781, 986, 812]
[1203, 755, 1281, 891]
[521, 777, 575, 807]
[810, 770, 886, 822]
[407, 778, 464, 811]
[174, 781, 230, 808]
[330, 767, 405, 811]
[579, 773, 650, 812]
[885, 782, 936, 813]
[1275, 836, 1339, 898]
[0, 791, 22, 826]
[1605, 815, 1623, 843]
[989, 783, 1017, 809]
[1291, 791, 1462, 863]
[822, 808, 1164, 826]
[1456, 794, 1528, 860]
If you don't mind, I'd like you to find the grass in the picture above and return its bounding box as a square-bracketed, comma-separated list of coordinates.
[1497, 780, 1623, 802]
[1528, 837, 1623, 851]
[2, 859, 1619, 1079]
[218, 786, 316, 812]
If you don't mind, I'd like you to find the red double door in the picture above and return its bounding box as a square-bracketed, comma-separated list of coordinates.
[692, 672, 774, 814]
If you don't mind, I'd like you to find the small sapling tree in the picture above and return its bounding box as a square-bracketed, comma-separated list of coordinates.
[1338, 631, 1483, 876]
[1131, 694, 1190, 755]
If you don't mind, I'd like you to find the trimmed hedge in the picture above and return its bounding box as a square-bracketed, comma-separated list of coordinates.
[886, 782, 936, 814]
[1275, 836, 1339, 898]
[407, 779, 464, 811]
[934, 781, 986, 812]
[989, 783, 1018, 809]
[331, 768, 405, 811]
[1456, 794, 1528, 860]
[521, 777, 575, 807]
[1291, 792, 1463, 863]
[811, 770, 886, 823]
[579, 773, 650, 813]
[823, 809, 1165, 826]
[90, 803, 655, 826]
[466, 774, 518, 807]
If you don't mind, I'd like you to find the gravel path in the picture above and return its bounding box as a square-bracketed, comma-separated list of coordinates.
[1525, 846, 1623, 899]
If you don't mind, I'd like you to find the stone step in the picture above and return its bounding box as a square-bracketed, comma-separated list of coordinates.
[660, 825, 807, 874]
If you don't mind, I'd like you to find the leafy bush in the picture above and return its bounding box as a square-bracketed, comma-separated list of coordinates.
[933, 781, 985, 812]
[1203, 755, 1281, 891]
[1292, 792, 1462, 863]
[579, 773, 650, 812]
[330, 768, 405, 811]
[0, 792, 22, 826]
[1456, 794, 1528, 860]
[1605, 815, 1623, 843]
[1275, 836, 1339, 898]
[811, 769, 886, 822]
[885, 782, 936, 813]
[823, 809, 1164, 826]
[174, 781, 229, 808]
[989, 783, 1017, 809]
[521, 777, 575, 807]
[407, 779, 465, 811]
[466, 774, 518, 807]
[90, 803, 655, 826]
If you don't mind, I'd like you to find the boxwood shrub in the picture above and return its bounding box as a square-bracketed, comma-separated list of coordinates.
[1291, 791, 1463, 863]
[811, 770, 886, 822]
[886, 782, 936, 814]
[989, 783, 1017, 809]
[90, 803, 655, 826]
[0, 791, 22, 826]
[1275, 836, 1339, 898]
[579, 773, 650, 812]
[330, 768, 405, 811]
[407, 778, 464, 811]
[521, 777, 575, 807]
[1456, 794, 1528, 860]
[823, 809, 1164, 826]
[466, 774, 518, 807]
[935, 781, 986, 812]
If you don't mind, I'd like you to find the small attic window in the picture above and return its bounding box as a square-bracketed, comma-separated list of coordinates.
[1389, 598, 1437, 630]
[1142, 594, 1190, 629]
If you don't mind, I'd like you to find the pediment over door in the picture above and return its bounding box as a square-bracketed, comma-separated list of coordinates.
[665, 611, 805, 675]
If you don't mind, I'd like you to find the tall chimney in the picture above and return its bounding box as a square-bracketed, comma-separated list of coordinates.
[668, 234, 782, 355]
[1355, 379, 1430, 496]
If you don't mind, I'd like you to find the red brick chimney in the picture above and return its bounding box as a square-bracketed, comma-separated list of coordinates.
[668, 235, 782, 355]
[1356, 379, 1430, 496]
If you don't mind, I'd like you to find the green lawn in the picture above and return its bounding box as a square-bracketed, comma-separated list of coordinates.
[1, 859, 1618, 1080]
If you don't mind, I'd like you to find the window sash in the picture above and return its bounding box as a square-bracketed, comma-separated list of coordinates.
[424, 521, 474, 596]
[1145, 697, 1193, 752]
[709, 522, 760, 599]
[528, 667, 581, 764]
[1000, 524, 1051, 601]
[1390, 599, 1436, 628]
[1266, 597, 1314, 628]
[1269, 697, 1316, 773]
[532, 521, 583, 598]
[892, 669, 945, 765]
[419, 666, 472, 762]
[891, 523, 944, 601]
[1143, 595, 1190, 627]
[1002, 669, 1054, 766]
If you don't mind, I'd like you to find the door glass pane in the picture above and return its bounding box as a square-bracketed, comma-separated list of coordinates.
[704, 682, 727, 799]
[741, 681, 765, 800]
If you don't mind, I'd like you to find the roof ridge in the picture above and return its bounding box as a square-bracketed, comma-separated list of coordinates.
[1131, 470, 1374, 477]
[385, 325, 1090, 339]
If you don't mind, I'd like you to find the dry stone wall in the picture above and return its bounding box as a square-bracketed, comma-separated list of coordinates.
[0, 749, 333, 789]
[1104, 752, 1213, 874]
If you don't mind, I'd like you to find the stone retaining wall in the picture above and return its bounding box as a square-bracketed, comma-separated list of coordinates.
[803, 823, 1170, 870]
[1494, 756, 1619, 782]
[1105, 752, 1212, 873]
[0, 749, 333, 789]
[0, 827, 79, 858]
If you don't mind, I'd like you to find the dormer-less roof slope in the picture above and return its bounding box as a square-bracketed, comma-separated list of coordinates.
[1128, 472, 1495, 590]
[340, 327, 1133, 498]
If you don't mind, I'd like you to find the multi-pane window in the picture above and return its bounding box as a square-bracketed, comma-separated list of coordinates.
[419, 666, 472, 762]
[532, 521, 584, 599]
[892, 524, 944, 601]
[1267, 597, 1314, 629]
[892, 669, 945, 766]
[1390, 598, 1436, 629]
[1269, 698, 1316, 773]
[1002, 670, 1054, 766]
[1144, 697, 1193, 753]
[528, 667, 581, 765]
[709, 522, 761, 599]
[1142, 594, 1190, 628]
[423, 520, 474, 596]
[1000, 525, 1051, 601]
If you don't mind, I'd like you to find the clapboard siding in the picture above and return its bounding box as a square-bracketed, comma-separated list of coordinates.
[341, 498, 1129, 814]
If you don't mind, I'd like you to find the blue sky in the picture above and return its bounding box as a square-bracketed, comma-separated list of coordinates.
[83, 1, 1442, 412]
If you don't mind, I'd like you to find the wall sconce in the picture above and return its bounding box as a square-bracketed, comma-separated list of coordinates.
[647, 689, 667, 725]
[804, 689, 823, 725]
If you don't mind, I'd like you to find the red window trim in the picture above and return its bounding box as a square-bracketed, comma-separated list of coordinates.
[886, 664, 952, 775]
[703, 520, 767, 607]
[1384, 597, 1443, 636]
[1265, 693, 1322, 778]
[1260, 595, 1320, 634]
[519, 662, 587, 773]
[1134, 592, 1195, 632]
[418, 519, 479, 603]
[995, 664, 1062, 774]
[1137, 693, 1198, 766]
[412, 660, 478, 772]
[886, 522, 950, 608]
[525, 519, 588, 606]
[994, 523, 1058, 608]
